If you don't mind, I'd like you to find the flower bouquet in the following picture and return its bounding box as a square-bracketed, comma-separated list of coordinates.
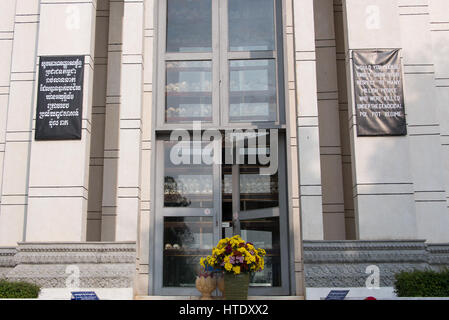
[200, 235, 266, 300]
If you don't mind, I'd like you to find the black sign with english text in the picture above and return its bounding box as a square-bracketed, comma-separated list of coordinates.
[353, 49, 406, 136]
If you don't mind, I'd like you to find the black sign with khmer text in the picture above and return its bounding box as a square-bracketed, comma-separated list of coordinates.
[35, 56, 84, 140]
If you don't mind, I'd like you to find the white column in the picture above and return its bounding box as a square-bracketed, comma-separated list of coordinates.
[342, 0, 418, 240]
[114, 0, 144, 241]
[0, 0, 39, 246]
[314, 0, 346, 240]
[25, 0, 97, 241]
[293, 0, 324, 240]
[284, 0, 305, 297]
[398, 0, 449, 243]
[134, 0, 155, 296]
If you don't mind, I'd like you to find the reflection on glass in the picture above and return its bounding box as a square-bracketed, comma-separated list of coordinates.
[164, 142, 213, 208]
[166, 0, 212, 52]
[229, 60, 277, 122]
[229, 0, 275, 51]
[240, 169, 279, 211]
[241, 218, 281, 287]
[166, 61, 212, 123]
[163, 217, 213, 287]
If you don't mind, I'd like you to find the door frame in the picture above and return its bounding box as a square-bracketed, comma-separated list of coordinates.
[152, 132, 290, 296]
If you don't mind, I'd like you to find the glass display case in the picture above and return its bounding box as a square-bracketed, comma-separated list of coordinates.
[222, 163, 279, 217]
[239, 166, 279, 211]
[163, 217, 214, 287]
[165, 61, 212, 123]
[164, 141, 214, 208]
[229, 59, 277, 122]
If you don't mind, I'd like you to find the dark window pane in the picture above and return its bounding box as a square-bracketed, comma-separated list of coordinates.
[166, 61, 212, 123]
[229, 59, 277, 122]
[167, 0, 212, 52]
[163, 217, 213, 287]
[229, 0, 275, 51]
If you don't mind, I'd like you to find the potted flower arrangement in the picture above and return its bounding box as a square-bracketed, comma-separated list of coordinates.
[195, 267, 216, 300]
[200, 235, 266, 300]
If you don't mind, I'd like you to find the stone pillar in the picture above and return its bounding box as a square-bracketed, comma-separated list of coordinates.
[284, 0, 305, 297]
[134, 0, 154, 296]
[0, 0, 40, 246]
[114, 0, 144, 241]
[86, 0, 109, 241]
[334, 0, 356, 239]
[25, 0, 97, 241]
[342, 0, 418, 240]
[101, 0, 124, 241]
[314, 0, 346, 240]
[398, 0, 449, 242]
[293, 0, 325, 241]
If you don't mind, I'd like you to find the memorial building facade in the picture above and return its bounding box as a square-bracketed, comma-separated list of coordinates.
[1, 0, 449, 299]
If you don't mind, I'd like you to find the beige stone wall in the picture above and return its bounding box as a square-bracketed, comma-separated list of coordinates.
[0, 0, 448, 296]
[0, 0, 40, 246]
[0, 0, 15, 245]
[429, 0, 449, 233]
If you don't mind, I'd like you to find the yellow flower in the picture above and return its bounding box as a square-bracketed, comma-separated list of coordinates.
[225, 263, 233, 271]
[237, 247, 247, 254]
[232, 266, 241, 274]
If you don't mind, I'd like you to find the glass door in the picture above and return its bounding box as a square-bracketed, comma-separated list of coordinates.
[154, 138, 221, 295]
[155, 132, 289, 296]
[221, 132, 289, 295]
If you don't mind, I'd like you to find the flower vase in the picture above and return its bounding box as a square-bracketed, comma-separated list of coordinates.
[223, 272, 250, 300]
[217, 274, 225, 296]
[195, 276, 216, 300]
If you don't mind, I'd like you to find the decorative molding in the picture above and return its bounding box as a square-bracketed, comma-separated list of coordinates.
[1, 242, 136, 288]
[2, 241, 449, 289]
[0, 248, 17, 278]
[303, 241, 449, 287]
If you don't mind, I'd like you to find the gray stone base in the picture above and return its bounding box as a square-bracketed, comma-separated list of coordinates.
[303, 240, 449, 288]
[0, 247, 16, 279]
[0, 242, 136, 288]
[2, 240, 449, 292]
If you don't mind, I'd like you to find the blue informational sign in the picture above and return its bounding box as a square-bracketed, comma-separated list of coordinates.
[325, 290, 350, 300]
[71, 291, 100, 300]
